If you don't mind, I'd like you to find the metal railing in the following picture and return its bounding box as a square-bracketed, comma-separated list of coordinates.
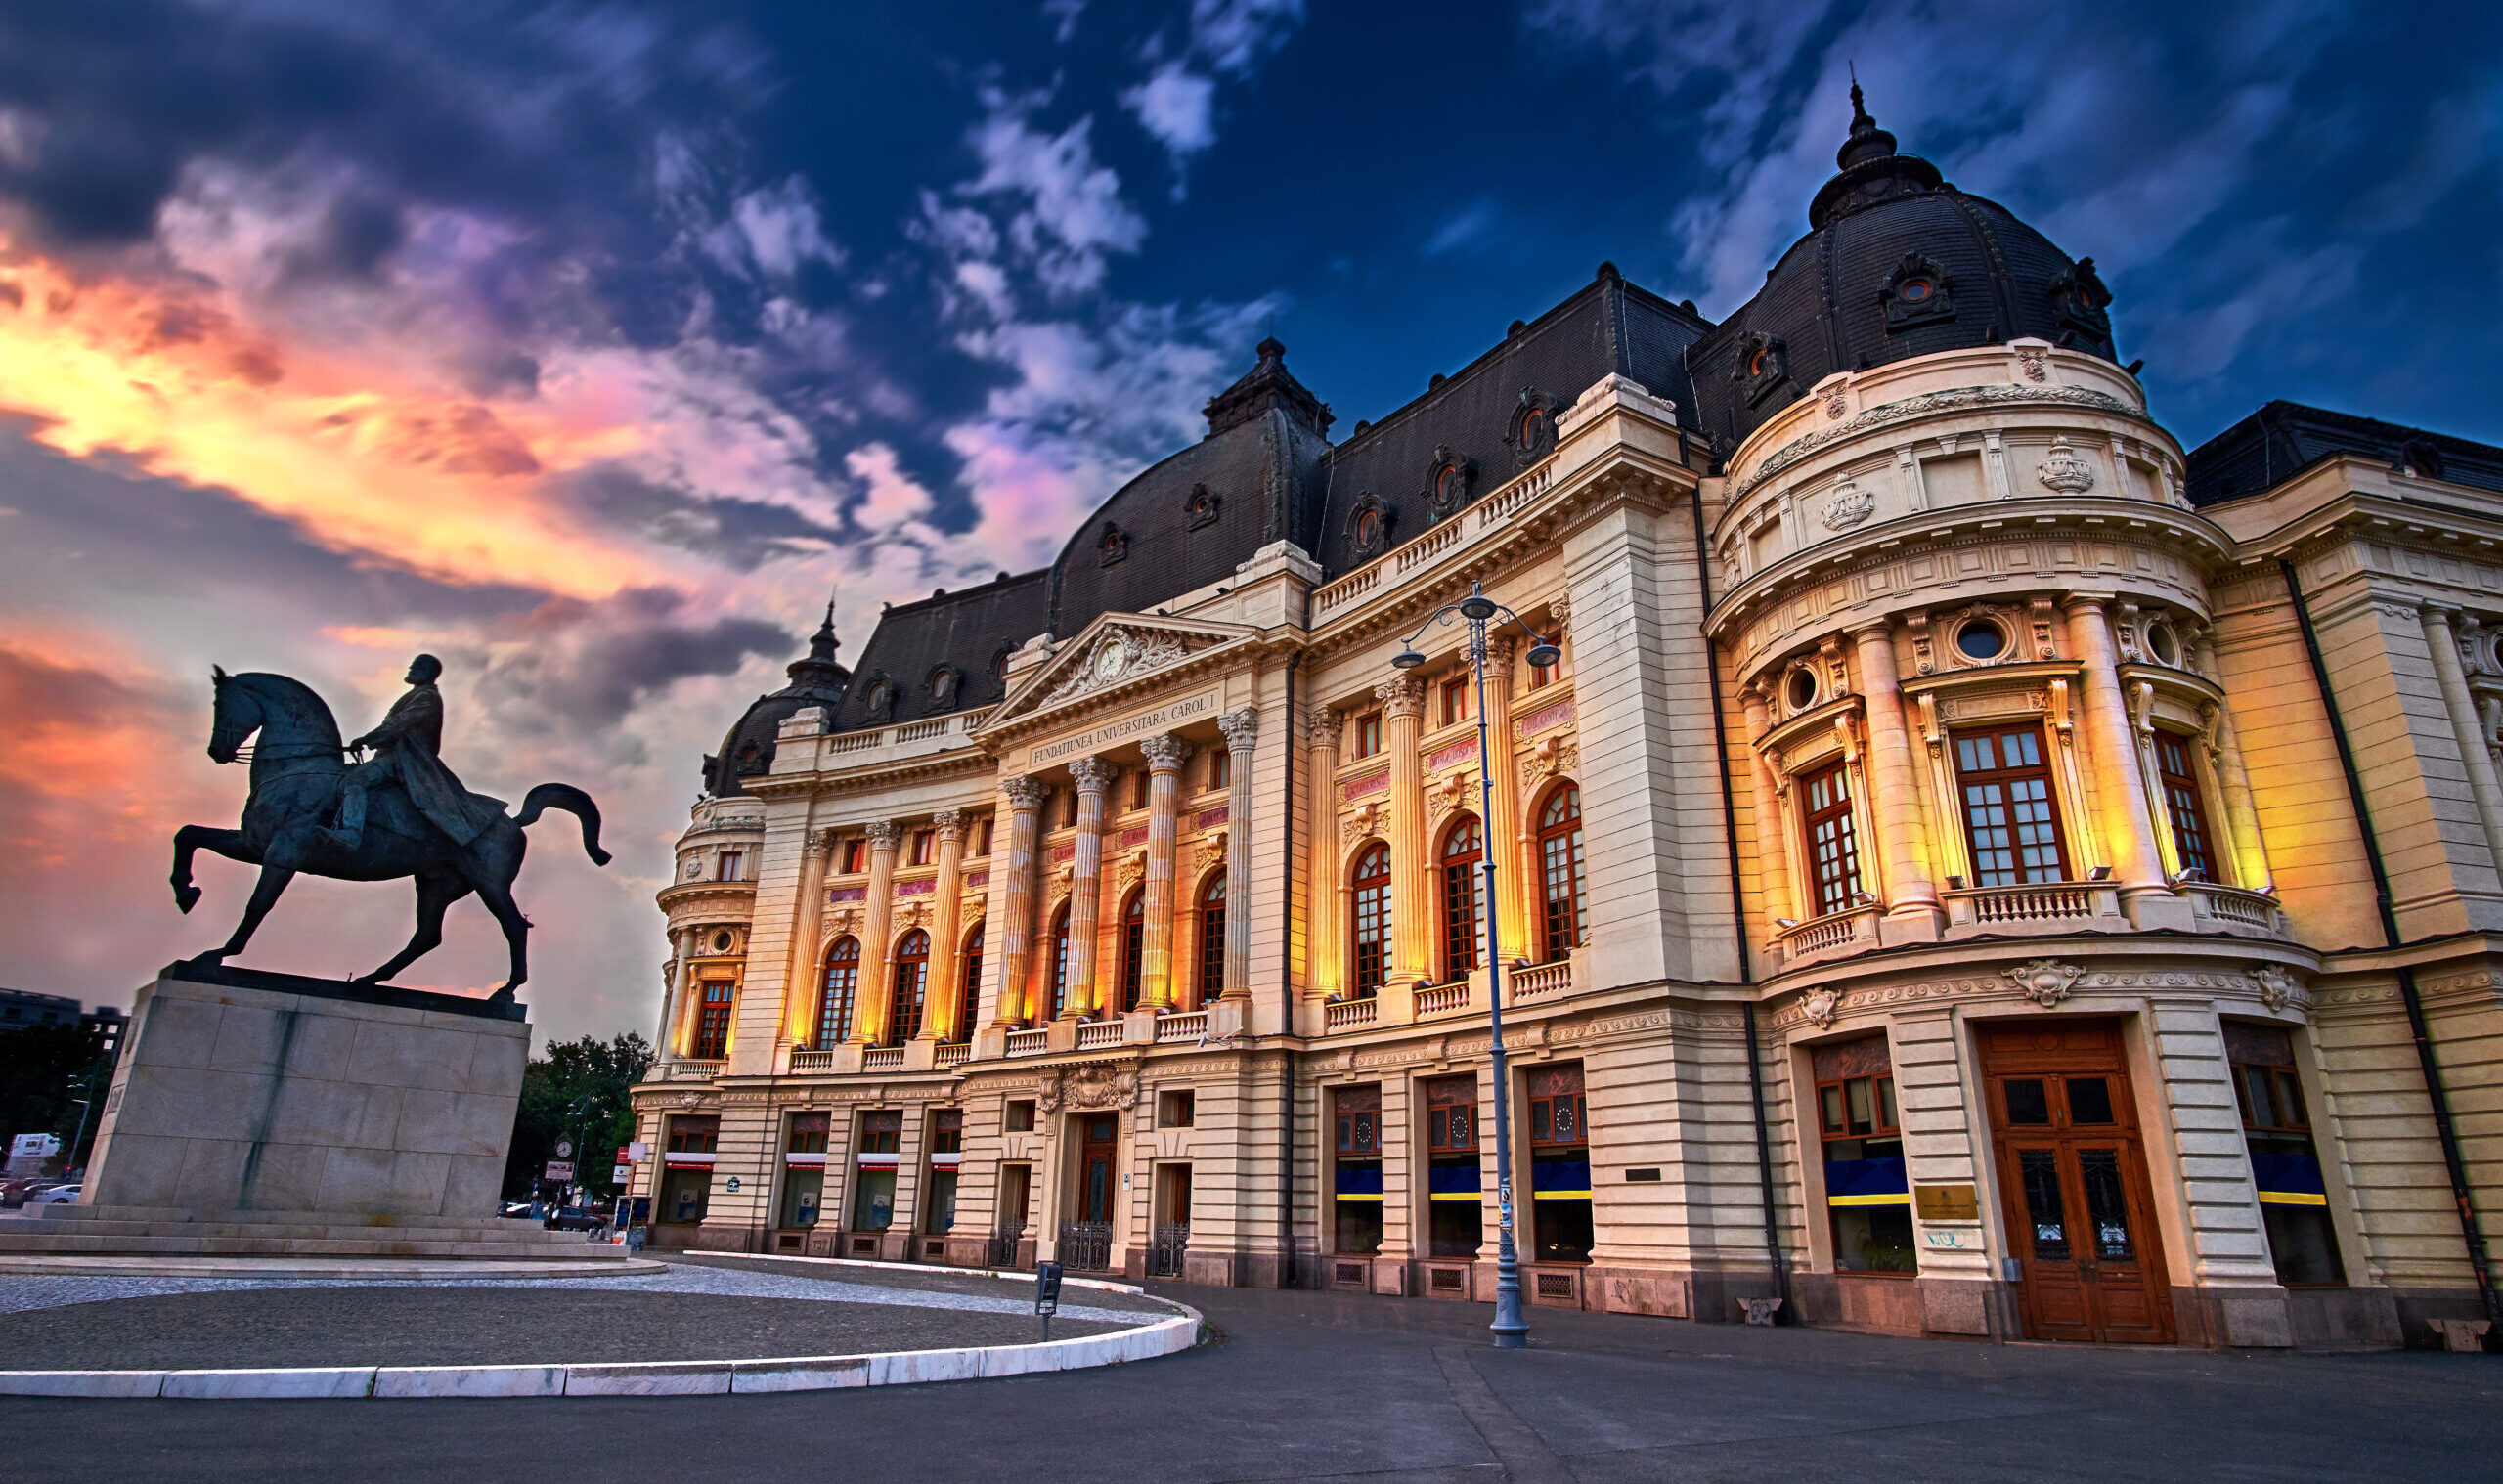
[1058, 1221, 1113, 1272]
[988, 1223, 1028, 1267]
[1147, 1223, 1190, 1279]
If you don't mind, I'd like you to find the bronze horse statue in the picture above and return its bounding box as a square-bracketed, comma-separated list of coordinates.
[170, 669, 609, 1003]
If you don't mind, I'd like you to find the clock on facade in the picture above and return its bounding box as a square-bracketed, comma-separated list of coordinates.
[1094, 637, 1128, 681]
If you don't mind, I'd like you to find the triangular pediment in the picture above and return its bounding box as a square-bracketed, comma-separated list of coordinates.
[979, 613, 1255, 733]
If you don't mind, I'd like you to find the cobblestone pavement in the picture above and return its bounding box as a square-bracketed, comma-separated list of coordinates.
[0, 1259, 1157, 1370]
[7, 1283, 2496, 1483]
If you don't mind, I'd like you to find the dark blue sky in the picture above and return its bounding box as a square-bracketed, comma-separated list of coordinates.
[0, 0, 2495, 1034]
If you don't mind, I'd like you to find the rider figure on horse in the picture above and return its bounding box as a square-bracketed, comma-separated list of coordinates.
[325, 654, 505, 851]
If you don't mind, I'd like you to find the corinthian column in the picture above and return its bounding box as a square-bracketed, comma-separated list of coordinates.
[993, 776, 1046, 1024]
[1064, 757, 1116, 1016]
[2422, 605, 2503, 873]
[922, 812, 967, 1041]
[1380, 677, 1430, 987]
[1479, 638, 1529, 958]
[1306, 707, 1343, 998]
[851, 820, 900, 1043]
[658, 925, 694, 1060]
[779, 830, 836, 1046]
[1219, 708, 1259, 999]
[2064, 597, 2183, 924]
[1737, 683, 1797, 926]
[1850, 622, 1942, 936]
[1138, 735, 1189, 1009]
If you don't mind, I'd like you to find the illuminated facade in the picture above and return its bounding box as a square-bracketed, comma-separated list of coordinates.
[632, 96, 2503, 1348]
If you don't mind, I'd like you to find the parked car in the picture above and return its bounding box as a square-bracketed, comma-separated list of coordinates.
[1, 1177, 49, 1209]
[34, 1184, 78, 1205]
[499, 1201, 538, 1219]
[543, 1206, 604, 1232]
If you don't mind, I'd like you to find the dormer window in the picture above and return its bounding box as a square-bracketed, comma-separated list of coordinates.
[1425, 447, 1475, 520]
[1735, 331, 1790, 408]
[1184, 483, 1221, 530]
[1097, 522, 1130, 567]
[1347, 493, 1396, 558]
[1880, 252, 1955, 331]
[1507, 388, 1561, 467]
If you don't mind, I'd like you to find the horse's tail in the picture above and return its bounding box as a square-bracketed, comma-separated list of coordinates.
[516, 783, 613, 867]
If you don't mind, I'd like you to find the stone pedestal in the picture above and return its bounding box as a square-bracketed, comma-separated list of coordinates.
[85, 966, 528, 1218]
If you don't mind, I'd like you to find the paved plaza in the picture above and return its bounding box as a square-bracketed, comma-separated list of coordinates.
[0, 1263, 2493, 1482]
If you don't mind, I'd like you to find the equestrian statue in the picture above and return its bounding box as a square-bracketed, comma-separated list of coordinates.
[170, 654, 610, 1004]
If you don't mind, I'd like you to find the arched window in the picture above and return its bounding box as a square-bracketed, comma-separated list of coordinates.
[817, 937, 860, 1047]
[1197, 872, 1227, 1005]
[1440, 815, 1486, 982]
[1119, 890, 1146, 1012]
[889, 930, 930, 1045]
[1047, 904, 1072, 1021]
[1351, 843, 1391, 999]
[1537, 786, 1588, 962]
[954, 923, 984, 1043]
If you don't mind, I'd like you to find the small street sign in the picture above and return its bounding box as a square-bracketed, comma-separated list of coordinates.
[611, 1163, 630, 1183]
[627, 1141, 650, 1161]
[1034, 1260, 1063, 1342]
[545, 1160, 575, 1181]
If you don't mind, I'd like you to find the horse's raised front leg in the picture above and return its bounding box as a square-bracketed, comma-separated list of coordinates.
[360, 874, 470, 986]
[171, 825, 256, 915]
[195, 839, 304, 968]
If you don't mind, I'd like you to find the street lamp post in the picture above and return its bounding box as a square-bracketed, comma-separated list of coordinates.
[1393, 582, 1561, 1351]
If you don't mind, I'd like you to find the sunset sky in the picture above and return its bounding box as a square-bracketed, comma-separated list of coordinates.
[2, 0, 2496, 1045]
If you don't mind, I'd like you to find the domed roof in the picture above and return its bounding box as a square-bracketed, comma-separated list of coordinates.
[702, 604, 849, 797]
[1686, 85, 2121, 453]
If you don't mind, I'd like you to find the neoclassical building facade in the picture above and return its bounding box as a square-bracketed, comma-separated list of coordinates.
[631, 94, 2503, 1349]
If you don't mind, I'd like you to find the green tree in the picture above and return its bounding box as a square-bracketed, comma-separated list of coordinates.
[502, 1031, 652, 1201]
[0, 1025, 113, 1174]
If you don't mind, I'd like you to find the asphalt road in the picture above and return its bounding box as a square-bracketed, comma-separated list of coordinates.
[4, 1280, 2496, 1483]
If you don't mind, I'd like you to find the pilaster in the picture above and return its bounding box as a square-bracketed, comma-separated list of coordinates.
[1220, 708, 1259, 999]
[1380, 677, 1430, 989]
[1066, 757, 1115, 1017]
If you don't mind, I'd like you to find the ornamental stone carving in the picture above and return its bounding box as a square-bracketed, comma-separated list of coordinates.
[932, 810, 963, 841]
[1042, 626, 1194, 706]
[864, 819, 900, 848]
[2249, 963, 2302, 1013]
[1307, 706, 1341, 745]
[1822, 388, 1848, 420]
[1738, 383, 2132, 498]
[1376, 676, 1426, 719]
[1069, 756, 1117, 795]
[1218, 708, 1260, 752]
[1002, 774, 1048, 809]
[1821, 480, 1876, 531]
[1801, 986, 1841, 1028]
[1520, 735, 1577, 790]
[1043, 1064, 1138, 1113]
[2017, 346, 2049, 383]
[2036, 437, 2096, 495]
[1341, 802, 1386, 845]
[1140, 732, 1190, 771]
[2004, 958, 2085, 1008]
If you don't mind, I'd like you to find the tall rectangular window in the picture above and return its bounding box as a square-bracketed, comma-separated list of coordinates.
[780, 1112, 828, 1228]
[1333, 1085, 1383, 1255]
[1815, 1036, 1914, 1273]
[2227, 1023, 2344, 1287]
[714, 851, 745, 882]
[973, 817, 993, 855]
[1440, 677, 1472, 727]
[1527, 1064, 1593, 1263]
[853, 1110, 902, 1231]
[1130, 769, 1151, 810]
[1425, 1074, 1482, 1258]
[1208, 749, 1230, 790]
[1354, 712, 1383, 758]
[841, 839, 866, 874]
[2154, 732, 2216, 882]
[1800, 760, 1863, 916]
[1954, 726, 2070, 886]
[909, 830, 933, 867]
[925, 1110, 963, 1236]
[692, 982, 733, 1060]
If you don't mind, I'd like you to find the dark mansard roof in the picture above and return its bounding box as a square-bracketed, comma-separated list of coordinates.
[1684, 86, 2123, 455]
[2186, 402, 2503, 506]
[1314, 272, 1709, 577]
[827, 569, 1051, 734]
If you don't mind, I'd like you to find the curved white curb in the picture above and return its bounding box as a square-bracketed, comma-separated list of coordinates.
[0, 1303, 1202, 1400]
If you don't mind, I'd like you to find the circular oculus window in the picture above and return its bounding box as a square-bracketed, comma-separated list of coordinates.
[1784, 667, 1819, 713]
[709, 930, 734, 954]
[1955, 620, 2009, 662]
[2144, 621, 2181, 667]
[1900, 279, 1933, 302]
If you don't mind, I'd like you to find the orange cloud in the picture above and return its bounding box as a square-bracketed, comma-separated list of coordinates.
[0, 240, 660, 599]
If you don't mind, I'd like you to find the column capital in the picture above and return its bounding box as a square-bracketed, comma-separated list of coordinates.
[933, 809, 965, 841]
[1306, 705, 1341, 745]
[1219, 707, 1260, 753]
[806, 827, 839, 858]
[1002, 774, 1048, 809]
[864, 819, 900, 848]
[1140, 732, 1191, 772]
[1482, 634, 1515, 679]
[1847, 616, 1896, 643]
[2059, 590, 2119, 617]
[1070, 755, 1118, 795]
[1375, 676, 1425, 718]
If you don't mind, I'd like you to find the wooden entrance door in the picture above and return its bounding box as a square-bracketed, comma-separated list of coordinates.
[1981, 1020, 2175, 1344]
[1077, 1114, 1119, 1224]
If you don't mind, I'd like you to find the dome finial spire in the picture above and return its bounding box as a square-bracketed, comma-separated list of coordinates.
[1836, 68, 1898, 171]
